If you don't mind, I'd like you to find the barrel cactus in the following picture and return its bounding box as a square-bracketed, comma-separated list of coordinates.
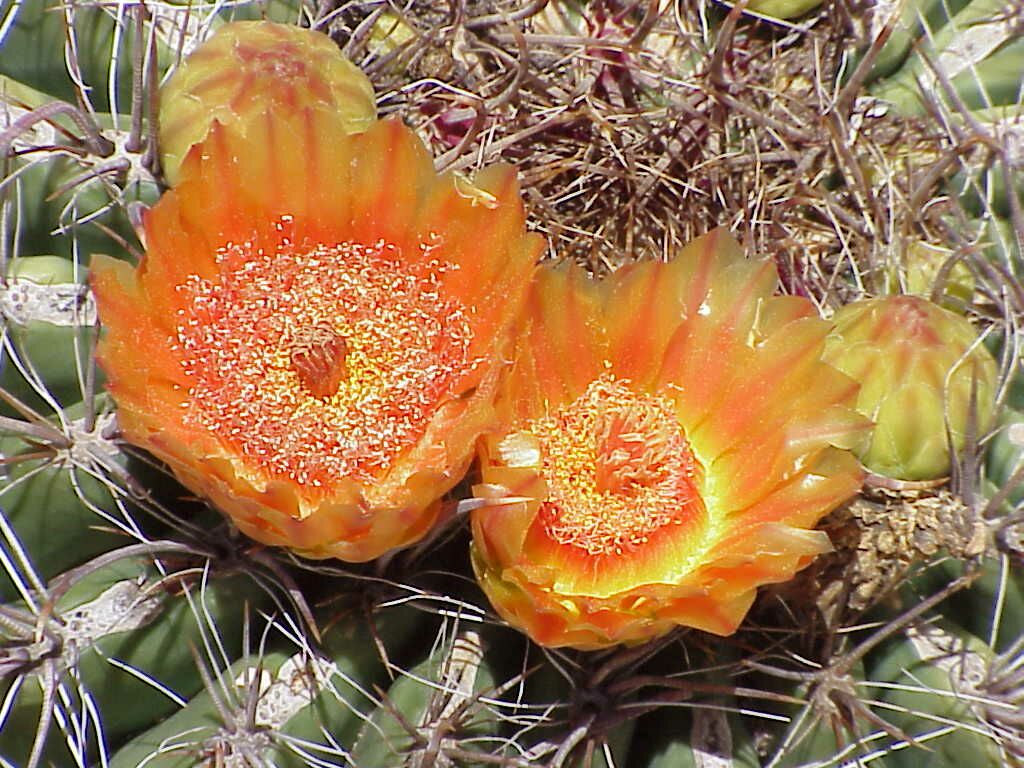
[1, 1, 1020, 767]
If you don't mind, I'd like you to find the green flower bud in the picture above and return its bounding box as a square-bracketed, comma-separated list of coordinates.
[884, 240, 975, 310]
[823, 296, 998, 480]
[744, 0, 824, 20]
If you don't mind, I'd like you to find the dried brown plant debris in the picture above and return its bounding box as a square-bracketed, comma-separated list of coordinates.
[319, 0, 979, 308]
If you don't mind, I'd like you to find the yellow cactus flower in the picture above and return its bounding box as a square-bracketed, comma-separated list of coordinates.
[159, 21, 376, 185]
[823, 295, 998, 481]
[92, 111, 542, 562]
[470, 230, 868, 649]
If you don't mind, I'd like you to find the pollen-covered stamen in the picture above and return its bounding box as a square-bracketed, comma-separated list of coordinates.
[173, 220, 477, 496]
[529, 374, 704, 557]
[594, 402, 681, 493]
[290, 322, 348, 399]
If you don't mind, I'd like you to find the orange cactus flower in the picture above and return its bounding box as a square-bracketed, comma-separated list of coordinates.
[470, 230, 868, 649]
[159, 21, 376, 185]
[92, 111, 542, 562]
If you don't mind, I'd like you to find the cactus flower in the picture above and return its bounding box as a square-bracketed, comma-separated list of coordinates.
[158, 21, 376, 185]
[92, 110, 542, 562]
[823, 295, 998, 481]
[470, 230, 868, 649]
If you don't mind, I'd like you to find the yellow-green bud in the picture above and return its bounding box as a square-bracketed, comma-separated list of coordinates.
[744, 0, 824, 20]
[823, 296, 997, 481]
[884, 240, 975, 310]
[367, 10, 417, 67]
[159, 21, 376, 186]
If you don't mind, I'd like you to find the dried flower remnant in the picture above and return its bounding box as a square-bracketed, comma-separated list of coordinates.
[159, 21, 376, 185]
[822, 295, 998, 481]
[470, 230, 868, 649]
[92, 112, 542, 562]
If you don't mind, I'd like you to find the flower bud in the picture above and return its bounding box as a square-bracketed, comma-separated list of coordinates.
[823, 296, 998, 480]
[159, 21, 376, 185]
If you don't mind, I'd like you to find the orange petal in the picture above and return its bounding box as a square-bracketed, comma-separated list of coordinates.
[723, 448, 864, 529]
[506, 263, 607, 417]
[97, 84, 539, 563]
[423, 165, 544, 352]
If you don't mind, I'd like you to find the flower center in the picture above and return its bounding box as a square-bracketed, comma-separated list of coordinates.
[289, 321, 348, 399]
[173, 218, 476, 495]
[529, 374, 704, 557]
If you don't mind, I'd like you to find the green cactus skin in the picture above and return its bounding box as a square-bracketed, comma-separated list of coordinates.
[629, 700, 761, 768]
[934, 38, 1024, 113]
[866, 619, 1008, 767]
[986, 408, 1024, 508]
[581, 716, 636, 768]
[907, 556, 1024, 655]
[351, 629, 499, 767]
[862, 0, 975, 82]
[766, 663, 876, 767]
[953, 160, 1024, 225]
[1, 255, 97, 412]
[822, 296, 998, 481]
[80, 572, 276, 739]
[269, 605, 432, 767]
[0, 559, 277, 766]
[9, 158, 141, 261]
[106, 652, 295, 768]
[0, 1, 142, 111]
[942, 108, 1024, 240]
[868, 0, 1021, 116]
[0, 397, 138, 602]
[0, 450, 128, 602]
[108, 604, 430, 767]
[979, 215, 1022, 276]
